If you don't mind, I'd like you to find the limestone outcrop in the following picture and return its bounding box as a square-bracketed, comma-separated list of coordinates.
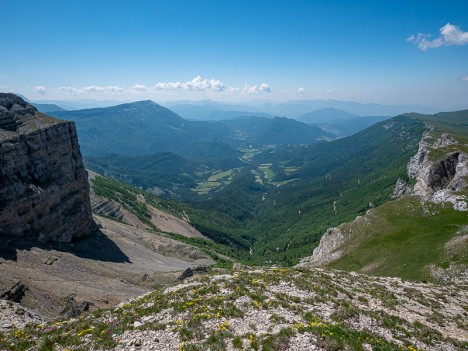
[299, 130, 468, 270]
[408, 132, 468, 211]
[0, 93, 97, 242]
[296, 227, 348, 267]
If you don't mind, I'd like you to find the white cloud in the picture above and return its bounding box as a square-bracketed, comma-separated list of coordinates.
[227, 86, 240, 93]
[243, 82, 271, 94]
[56, 78, 272, 97]
[298, 87, 305, 96]
[58, 85, 123, 94]
[326, 86, 334, 94]
[83, 85, 123, 93]
[129, 84, 148, 92]
[35, 86, 47, 95]
[407, 23, 468, 50]
[153, 76, 225, 92]
[58, 86, 79, 94]
[459, 74, 468, 81]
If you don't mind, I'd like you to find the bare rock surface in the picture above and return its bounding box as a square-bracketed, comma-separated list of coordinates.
[0, 299, 44, 332]
[296, 227, 348, 267]
[0, 93, 97, 242]
[2, 268, 465, 350]
[409, 132, 468, 210]
[147, 204, 205, 238]
[0, 215, 213, 319]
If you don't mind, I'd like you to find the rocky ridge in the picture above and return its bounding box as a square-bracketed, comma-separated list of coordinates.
[0, 93, 97, 242]
[0, 267, 465, 350]
[299, 130, 468, 270]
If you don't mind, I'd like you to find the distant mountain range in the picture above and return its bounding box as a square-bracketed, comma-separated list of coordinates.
[298, 107, 361, 123]
[14, 93, 67, 113]
[31, 99, 130, 110]
[50, 101, 332, 198]
[20, 96, 435, 118]
[166, 100, 268, 120]
[31, 103, 67, 113]
[252, 99, 435, 117]
[167, 99, 435, 120]
[162, 100, 432, 139]
[297, 108, 390, 138]
[50, 100, 331, 157]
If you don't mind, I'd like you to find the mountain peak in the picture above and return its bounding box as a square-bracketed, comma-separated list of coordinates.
[132, 99, 158, 105]
[112, 100, 161, 109]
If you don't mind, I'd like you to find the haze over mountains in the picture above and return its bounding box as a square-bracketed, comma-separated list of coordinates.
[32, 96, 436, 140]
[2, 0, 468, 348]
[166, 99, 435, 119]
[47, 97, 468, 269]
[30, 96, 435, 118]
[1, 92, 467, 351]
[51, 100, 331, 157]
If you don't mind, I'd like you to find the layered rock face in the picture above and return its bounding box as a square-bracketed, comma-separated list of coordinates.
[0, 93, 97, 242]
[408, 132, 468, 211]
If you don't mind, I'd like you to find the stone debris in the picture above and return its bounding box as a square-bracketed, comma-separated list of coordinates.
[44, 256, 59, 265]
[0, 299, 44, 332]
[3, 268, 464, 350]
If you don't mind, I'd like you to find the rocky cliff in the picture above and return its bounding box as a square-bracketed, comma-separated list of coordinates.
[298, 129, 468, 276]
[0, 93, 97, 242]
[408, 132, 468, 211]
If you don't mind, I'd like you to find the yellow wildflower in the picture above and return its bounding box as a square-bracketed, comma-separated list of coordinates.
[218, 321, 230, 331]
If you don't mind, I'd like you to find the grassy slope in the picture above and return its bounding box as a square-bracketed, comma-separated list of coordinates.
[404, 110, 468, 139]
[328, 196, 468, 281]
[327, 111, 468, 281]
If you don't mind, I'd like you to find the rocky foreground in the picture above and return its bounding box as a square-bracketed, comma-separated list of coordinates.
[0, 267, 466, 350]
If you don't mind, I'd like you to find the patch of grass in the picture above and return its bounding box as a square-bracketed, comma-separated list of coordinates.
[329, 196, 468, 281]
[91, 176, 152, 225]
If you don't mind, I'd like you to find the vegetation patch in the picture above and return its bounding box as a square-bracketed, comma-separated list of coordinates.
[1, 268, 465, 350]
[328, 196, 468, 281]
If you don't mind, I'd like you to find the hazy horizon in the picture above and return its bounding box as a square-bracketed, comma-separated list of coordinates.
[1, 0, 468, 111]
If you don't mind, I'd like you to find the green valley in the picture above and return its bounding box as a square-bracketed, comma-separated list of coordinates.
[55, 101, 468, 277]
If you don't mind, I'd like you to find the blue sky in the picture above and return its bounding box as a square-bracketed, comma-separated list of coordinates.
[1, 0, 467, 110]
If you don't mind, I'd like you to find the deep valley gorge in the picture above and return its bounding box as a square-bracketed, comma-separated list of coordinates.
[0, 91, 466, 350]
